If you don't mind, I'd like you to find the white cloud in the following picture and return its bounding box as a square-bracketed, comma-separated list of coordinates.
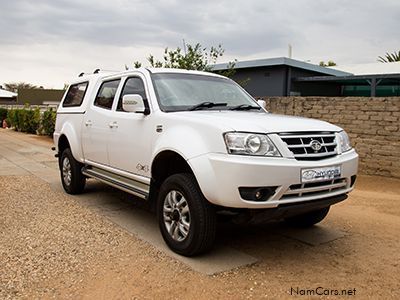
[0, 42, 160, 88]
[1, 0, 399, 88]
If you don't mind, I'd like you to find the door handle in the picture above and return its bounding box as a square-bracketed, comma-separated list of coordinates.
[109, 121, 118, 128]
[85, 120, 92, 127]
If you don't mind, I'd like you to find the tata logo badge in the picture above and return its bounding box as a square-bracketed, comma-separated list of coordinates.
[310, 140, 322, 152]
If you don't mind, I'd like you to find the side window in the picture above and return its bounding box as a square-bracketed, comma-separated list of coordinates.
[94, 79, 120, 110]
[62, 82, 88, 107]
[117, 77, 147, 111]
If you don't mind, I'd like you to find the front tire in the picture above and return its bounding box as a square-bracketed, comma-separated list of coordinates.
[157, 173, 216, 256]
[60, 148, 86, 194]
[284, 206, 330, 227]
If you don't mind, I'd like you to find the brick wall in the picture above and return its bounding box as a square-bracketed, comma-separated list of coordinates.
[260, 97, 400, 178]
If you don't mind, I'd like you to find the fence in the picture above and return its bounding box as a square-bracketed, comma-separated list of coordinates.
[260, 96, 400, 178]
[0, 104, 58, 112]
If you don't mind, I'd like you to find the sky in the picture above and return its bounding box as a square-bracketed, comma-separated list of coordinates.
[1, 0, 399, 89]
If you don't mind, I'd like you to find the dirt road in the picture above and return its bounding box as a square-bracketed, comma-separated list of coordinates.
[0, 130, 399, 299]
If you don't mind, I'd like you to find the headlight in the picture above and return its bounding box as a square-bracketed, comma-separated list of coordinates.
[224, 132, 281, 156]
[337, 131, 352, 153]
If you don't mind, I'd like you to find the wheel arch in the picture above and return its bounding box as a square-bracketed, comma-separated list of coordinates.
[58, 134, 70, 154]
[57, 121, 84, 163]
[151, 150, 195, 185]
[148, 150, 197, 208]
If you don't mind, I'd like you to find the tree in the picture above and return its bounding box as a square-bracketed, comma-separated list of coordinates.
[378, 51, 400, 63]
[319, 60, 337, 67]
[129, 41, 251, 85]
[131, 42, 235, 75]
[3, 82, 37, 93]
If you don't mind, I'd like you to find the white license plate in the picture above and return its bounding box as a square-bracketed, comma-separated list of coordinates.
[301, 166, 341, 183]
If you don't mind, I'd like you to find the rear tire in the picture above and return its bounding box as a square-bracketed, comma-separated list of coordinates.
[157, 173, 216, 256]
[284, 206, 330, 227]
[60, 148, 86, 194]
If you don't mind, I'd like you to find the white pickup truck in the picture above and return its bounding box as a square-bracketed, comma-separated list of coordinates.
[54, 68, 358, 256]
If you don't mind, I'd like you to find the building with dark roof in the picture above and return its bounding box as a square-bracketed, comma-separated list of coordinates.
[212, 57, 350, 97]
[17, 88, 65, 105]
[212, 57, 400, 97]
[0, 88, 17, 104]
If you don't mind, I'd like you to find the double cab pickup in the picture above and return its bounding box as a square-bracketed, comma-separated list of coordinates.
[54, 68, 358, 256]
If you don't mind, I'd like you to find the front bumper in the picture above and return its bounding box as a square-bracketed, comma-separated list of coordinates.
[188, 149, 358, 209]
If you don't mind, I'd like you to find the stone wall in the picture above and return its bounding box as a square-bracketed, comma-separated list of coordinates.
[260, 97, 400, 178]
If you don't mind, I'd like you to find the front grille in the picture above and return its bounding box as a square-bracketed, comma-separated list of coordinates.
[279, 132, 337, 160]
[281, 178, 347, 200]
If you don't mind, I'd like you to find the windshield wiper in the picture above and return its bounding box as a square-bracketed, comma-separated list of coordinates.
[229, 104, 261, 111]
[189, 101, 228, 111]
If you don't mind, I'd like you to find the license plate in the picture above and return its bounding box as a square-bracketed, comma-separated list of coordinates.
[301, 165, 341, 183]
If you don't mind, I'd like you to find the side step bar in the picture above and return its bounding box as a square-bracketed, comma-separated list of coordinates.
[82, 166, 150, 199]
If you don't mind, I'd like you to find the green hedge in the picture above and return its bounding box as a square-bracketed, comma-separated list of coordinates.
[0, 108, 7, 120]
[42, 108, 57, 136]
[0, 108, 8, 127]
[6, 107, 56, 136]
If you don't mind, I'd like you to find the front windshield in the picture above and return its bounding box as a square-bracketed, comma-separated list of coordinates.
[151, 73, 260, 112]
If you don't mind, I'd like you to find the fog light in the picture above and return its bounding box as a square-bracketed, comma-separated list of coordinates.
[239, 186, 278, 202]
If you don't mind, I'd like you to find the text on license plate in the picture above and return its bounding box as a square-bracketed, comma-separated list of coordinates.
[301, 166, 341, 183]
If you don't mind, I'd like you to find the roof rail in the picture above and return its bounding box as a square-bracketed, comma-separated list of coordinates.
[97, 69, 121, 73]
[78, 69, 121, 77]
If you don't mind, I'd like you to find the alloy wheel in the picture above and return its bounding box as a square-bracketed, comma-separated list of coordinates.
[163, 190, 191, 242]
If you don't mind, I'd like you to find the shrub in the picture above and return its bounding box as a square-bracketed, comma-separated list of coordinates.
[42, 108, 57, 136]
[17, 109, 27, 132]
[7, 107, 41, 133]
[7, 109, 19, 130]
[0, 108, 8, 123]
[21, 108, 41, 133]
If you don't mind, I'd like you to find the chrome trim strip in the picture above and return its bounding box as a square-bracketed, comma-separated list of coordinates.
[294, 151, 337, 158]
[288, 142, 336, 149]
[279, 133, 336, 138]
[82, 168, 149, 199]
[280, 187, 350, 202]
[85, 159, 151, 185]
[284, 182, 347, 195]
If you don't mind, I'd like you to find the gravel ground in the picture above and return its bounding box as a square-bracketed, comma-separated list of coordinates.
[0, 175, 152, 299]
[1, 174, 400, 299]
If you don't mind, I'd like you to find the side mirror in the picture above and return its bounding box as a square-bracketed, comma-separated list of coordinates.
[257, 99, 267, 109]
[122, 94, 149, 114]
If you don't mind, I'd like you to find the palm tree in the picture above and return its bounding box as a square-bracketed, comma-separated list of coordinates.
[378, 51, 400, 63]
[3, 82, 38, 93]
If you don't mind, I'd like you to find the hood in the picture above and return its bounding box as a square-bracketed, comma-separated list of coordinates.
[171, 111, 342, 133]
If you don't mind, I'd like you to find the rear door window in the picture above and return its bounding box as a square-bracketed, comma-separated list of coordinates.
[94, 79, 121, 110]
[62, 82, 88, 107]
